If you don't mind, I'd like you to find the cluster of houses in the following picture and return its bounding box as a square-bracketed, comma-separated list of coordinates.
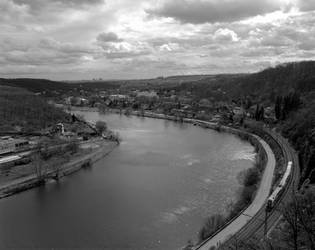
[61, 87, 276, 125]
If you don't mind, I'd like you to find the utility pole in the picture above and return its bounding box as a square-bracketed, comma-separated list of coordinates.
[264, 208, 268, 238]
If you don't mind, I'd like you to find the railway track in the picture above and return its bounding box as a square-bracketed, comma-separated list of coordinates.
[131, 116, 298, 249]
[220, 129, 300, 248]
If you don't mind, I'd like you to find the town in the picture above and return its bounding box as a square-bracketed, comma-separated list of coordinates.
[47, 81, 275, 126]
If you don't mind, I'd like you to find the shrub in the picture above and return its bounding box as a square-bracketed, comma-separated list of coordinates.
[198, 214, 225, 242]
[95, 120, 107, 134]
[241, 185, 256, 204]
[243, 168, 260, 187]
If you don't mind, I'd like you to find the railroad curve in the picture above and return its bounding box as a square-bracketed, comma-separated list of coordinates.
[194, 128, 299, 250]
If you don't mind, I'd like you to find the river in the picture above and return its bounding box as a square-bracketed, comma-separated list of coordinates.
[0, 112, 255, 250]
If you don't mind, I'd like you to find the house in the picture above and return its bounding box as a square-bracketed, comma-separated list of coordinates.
[109, 94, 128, 101]
[233, 106, 245, 116]
[65, 97, 89, 106]
[233, 106, 246, 123]
[136, 91, 158, 99]
[211, 114, 222, 123]
[178, 96, 193, 104]
[199, 99, 212, 108]
[63, 131, 76, 139]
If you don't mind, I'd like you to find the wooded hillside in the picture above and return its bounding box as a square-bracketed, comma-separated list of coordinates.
[0, 85, 69, 132]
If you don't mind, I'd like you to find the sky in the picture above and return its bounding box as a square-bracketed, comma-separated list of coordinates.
[1, 0, 315, 80]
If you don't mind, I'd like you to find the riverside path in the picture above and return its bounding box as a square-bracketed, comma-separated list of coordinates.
[195, 135, 276, 250]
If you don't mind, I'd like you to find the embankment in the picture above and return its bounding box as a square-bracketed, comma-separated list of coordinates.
[0, 141, 117, 199]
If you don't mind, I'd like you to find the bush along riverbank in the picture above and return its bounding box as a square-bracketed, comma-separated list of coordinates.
[194, 130, 267, 246]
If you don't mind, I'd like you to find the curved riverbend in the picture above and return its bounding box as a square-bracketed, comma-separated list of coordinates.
[0, 112, 256, 250]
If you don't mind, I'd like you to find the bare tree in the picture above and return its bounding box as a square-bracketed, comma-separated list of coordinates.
[281, 195, 300, 250]
[33, 152, 46, 182]
[221, 236, 276, 250]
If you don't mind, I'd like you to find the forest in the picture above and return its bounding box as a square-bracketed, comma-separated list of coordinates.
[0, 85, 70, 132]
[184, 61, 315, 185]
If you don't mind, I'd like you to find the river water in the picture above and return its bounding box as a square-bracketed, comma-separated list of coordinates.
[0, 112, 255, 250]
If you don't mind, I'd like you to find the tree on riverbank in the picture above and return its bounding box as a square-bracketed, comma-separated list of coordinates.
[95, 120, 107, 134]
[198, 214, 225, 242]
[33, 153, 47, 182]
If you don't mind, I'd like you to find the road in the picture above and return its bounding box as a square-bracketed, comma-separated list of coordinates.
[195, 135, 276, 250]
[194, 127, 299, 250]
[221, 130, 300, 248]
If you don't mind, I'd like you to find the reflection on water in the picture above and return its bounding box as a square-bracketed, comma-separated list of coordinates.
[0, 112, 255, 250]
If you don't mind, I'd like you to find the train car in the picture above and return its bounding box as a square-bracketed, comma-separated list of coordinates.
[0, 140, 15, 155]
[0, 155, 21, 164]
[0, 154, 31, 170]
[266, 161, 292, 211]
[0, 139, 29, 155]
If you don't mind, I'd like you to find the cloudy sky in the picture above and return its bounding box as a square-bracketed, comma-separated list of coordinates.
[1, 0, 315, 80]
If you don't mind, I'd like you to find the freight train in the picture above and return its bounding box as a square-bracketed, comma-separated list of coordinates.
[266, 161, 292, 211]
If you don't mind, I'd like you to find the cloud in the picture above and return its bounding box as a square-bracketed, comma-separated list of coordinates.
[0, 37, 97, 67]
[0, 0, 29, 22]
[146, 0, 281, 24]
[214, 28, 239, 42]
[12, 0, 105, 12]
[0, 0, 315, 80]
[96, 32, 123, 43]
[297, 0, 315, 12]
[98, 41, 152, 59]
[39, 38, 96, 55]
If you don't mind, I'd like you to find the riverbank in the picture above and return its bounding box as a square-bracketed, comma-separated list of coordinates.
[195, 135, 275, 250]
[102, 108, 272, 248]
[63, 106, 274, 248]
[70, 107, 272, 245]
[0, 139, 117, 199]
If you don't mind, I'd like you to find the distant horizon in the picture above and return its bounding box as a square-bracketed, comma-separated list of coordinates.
[0, 68, 255, 82]
[0, 59, 312, 82]
[1, 72, 246, 82]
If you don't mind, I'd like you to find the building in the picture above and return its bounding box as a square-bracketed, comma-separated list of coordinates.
[199, 99, 212, 108]
[109, 94, 128, 101]
[233, 106, 245, 116]
[65, 97, 89, 106]
[233, 106, 246, 123]
[136, 91, 158, 99]
[178, 97, 193, 104]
